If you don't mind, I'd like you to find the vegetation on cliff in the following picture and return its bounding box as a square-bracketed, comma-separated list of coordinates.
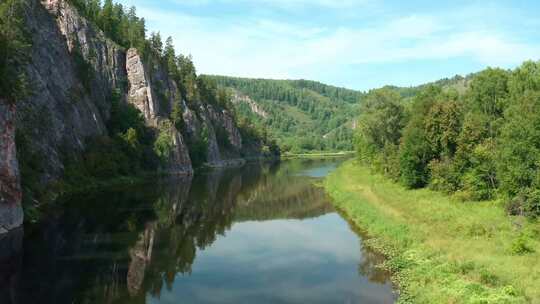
[0, 0, 30, 103]
[6, 0, 279, 221]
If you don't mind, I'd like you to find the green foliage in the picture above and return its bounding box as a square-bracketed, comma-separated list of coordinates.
[69, 0, 147, 52]
[399, 124, 433, 188]
[353, 61, 540, 217]
[208, 75, 362, 152]
[64, 90, 163, 188]
[177, 54, 198, 102]
[188, 125, 209, 168]
[358, 88, 405, 151]
[460, 141, 498, 200]
[0, 0, 30, 103]
[15, 128, 46, 222]
[154, 121, 175, 164]
[215, 126, 231, 150]
[326, 161, 538, 303]
[356, 88, 406, 177]
[428, 157, 460, 193]
[509, 234, 534, 255]
[171, 101, 185, 132]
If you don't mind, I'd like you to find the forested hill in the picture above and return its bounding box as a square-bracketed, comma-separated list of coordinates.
[207, 76, 364, 153]
[384, 73, 476, 99]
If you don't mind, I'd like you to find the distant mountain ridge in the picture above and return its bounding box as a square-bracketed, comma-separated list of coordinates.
[206, 75, 364, 153]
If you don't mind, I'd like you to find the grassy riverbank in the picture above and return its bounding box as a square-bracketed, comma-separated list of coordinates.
[282, 151, 354, 159]
[325, 160, 540, 304]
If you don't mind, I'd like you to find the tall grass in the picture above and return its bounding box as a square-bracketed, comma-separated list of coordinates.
[325, 160, 540, 304]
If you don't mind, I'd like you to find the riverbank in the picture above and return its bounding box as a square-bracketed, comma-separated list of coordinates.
[324, 160, 540, 304]
[282, 151, 354, 160]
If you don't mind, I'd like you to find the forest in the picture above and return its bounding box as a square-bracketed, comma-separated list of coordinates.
[209, 76, 363, 153]
[355, 62, 540, 218]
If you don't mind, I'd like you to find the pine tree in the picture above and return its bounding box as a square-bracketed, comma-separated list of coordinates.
[0, 0, 30, 103]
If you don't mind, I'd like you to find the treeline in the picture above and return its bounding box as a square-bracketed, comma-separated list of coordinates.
[356, 61, 540, 217]
[385, 74, 474, 100]
[209, 76, 361, 153]
[0, 0, 29, 103]
[69, 0, 146, 51]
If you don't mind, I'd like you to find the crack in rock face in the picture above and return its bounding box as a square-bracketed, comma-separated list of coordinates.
[0, 101, 23, 234]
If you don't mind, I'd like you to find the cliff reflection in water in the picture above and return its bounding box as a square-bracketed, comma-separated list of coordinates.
[0, 159, 394, 304]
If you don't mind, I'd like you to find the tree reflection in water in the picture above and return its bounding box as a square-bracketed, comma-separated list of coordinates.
[0, 159, 393, 304]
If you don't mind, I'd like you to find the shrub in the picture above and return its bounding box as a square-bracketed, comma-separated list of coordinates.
[399, 126, 433, 188]
[510, 235, 534, 255]
[506, 188, 540, 217]
[188, 125, 209, 168]
[429, 157, 460, 193]
[154, 123, 175, 164]
[171, 102, 185, 132]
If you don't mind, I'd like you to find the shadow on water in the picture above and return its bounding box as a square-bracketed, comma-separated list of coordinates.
[0, 158, 396, 304]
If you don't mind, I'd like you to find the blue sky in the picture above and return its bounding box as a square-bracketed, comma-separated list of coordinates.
[115, 0, 540, 91]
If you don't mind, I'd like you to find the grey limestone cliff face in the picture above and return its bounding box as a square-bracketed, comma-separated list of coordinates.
[42, 0, 127, 104]
[0, 0, 262, 234]
[126, 48, 160, 125]
[182, 101, 246, 167]
[207, 106, 242, 151]
[126, 48, 192, 174]
[18, 0, 192, 180]
[231, 90, 269, 118]
[17, 0, 127, 184]
[126, 48, 183, 124]
[0, 101, 23, 234]
[160, 121, 193, 175]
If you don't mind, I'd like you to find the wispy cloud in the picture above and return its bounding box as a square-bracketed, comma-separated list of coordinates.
[117, 0, 540, 89]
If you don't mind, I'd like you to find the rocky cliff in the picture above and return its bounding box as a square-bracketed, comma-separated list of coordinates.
[182, 102, 246, 168]
[125, 48, 192, 174]
[0, 101, 23, 234]
[231, 90, 269, 118]
[0, 0, 271, 232]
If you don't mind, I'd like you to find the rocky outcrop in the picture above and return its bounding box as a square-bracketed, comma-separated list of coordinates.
[0, 0, 267, 235]
[125, 48, 183, 124]
[17, 0, 126, 184]
[42, 0, 127, 103]
[169, 126, 193, 174]
[126, 48, 160, 125]
[182, 101, 246, 167]
[231, 91, 269, 118]
[181, 103, 221, 165]
[126, 48, 192, 174]
[158, 121, 193, 175]
[16, 0, 192, 182]
[0, 101, 23, 234]
[207, 106, 242, 151]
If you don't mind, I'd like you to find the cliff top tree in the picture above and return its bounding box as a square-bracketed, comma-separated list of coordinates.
[0, 0, 29, 103]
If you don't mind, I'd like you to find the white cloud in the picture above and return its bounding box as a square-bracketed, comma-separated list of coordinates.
[170, 0, 371, 9]
[128, 1, 540, 87]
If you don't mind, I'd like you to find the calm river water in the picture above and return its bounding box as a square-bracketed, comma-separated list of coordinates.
[0, 158, 395, 304]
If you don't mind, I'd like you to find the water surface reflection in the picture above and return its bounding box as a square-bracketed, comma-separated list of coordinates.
[0, 158, 395, 303]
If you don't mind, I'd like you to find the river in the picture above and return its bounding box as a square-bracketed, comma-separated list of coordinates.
[0, 158, 395, 304]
